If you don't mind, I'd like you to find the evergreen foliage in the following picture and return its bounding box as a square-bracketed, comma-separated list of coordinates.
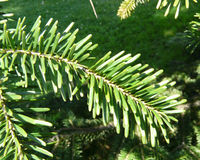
[117, 0, 199, 19]
[185, 13, 200, 54]
[0, 15, 187, 159]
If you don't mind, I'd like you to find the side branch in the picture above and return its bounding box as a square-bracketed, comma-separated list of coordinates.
[0, 88, 23, 158]
[56, 123, 115, 135]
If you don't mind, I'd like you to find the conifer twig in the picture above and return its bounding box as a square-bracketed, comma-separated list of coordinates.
[56, 123, 115, 135]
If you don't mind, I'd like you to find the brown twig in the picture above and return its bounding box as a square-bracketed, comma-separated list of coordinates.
[56, 123, 115, 135]
[89, 0, 98, 19]
[139, 143, 145, 160]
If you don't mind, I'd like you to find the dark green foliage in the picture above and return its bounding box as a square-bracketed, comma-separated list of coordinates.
[0, 73, 53, 159]
[185, 13, 200, 54]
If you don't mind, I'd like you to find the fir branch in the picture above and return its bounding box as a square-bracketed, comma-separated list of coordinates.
[183, 144, 200, 159]
[56, 123, 115, 135]
[172, 142, 200, 160]
[0, 17, 186, 150]
[117, 0, 147, 19]
[117, 0, 199, 19]
[0, 88, 24, 159]
[0, 48, 173, 115]
[0, 79, 53, 159]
